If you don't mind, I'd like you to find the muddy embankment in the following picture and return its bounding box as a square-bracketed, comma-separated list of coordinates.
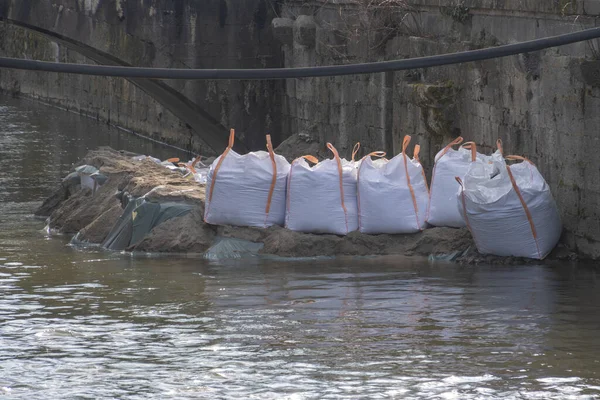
[35, 138, 577, 264]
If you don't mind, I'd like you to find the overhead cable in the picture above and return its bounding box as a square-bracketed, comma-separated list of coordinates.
[0, 27, 598, 79]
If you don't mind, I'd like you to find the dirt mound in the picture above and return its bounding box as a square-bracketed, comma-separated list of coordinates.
[38, 147, 205, 247]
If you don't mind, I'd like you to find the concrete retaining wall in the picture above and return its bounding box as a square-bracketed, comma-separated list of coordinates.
[275, 0, 600, 258]
[0, 0, 284, 153]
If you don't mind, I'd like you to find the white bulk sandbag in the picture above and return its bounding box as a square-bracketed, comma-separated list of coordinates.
[204, 129, 291, 228]
[427, 137, 492, 228]
[286, 143, 358, 235]
[357, 135, 429, 234]
[457, 143, 562, 259]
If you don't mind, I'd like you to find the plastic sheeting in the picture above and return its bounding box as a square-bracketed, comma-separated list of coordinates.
[75, 165, 99, 191]
[286, 143, 358, 235]
[357, 135, 428, 234]
[457, 143, 562, 259]
[204, 130, 291, 228]
[427, 138, 492, 228]
[102, 195, 194, 251]
[203, 237, 264, 260]
[185, 155, 210, 184]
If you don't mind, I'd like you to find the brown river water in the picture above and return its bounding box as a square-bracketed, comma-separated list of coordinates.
[0, 95, 599, 399]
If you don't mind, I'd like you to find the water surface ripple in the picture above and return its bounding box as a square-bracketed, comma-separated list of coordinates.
[0, 96, 599, 399]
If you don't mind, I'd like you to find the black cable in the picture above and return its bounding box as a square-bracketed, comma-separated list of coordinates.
[0, 27, 599, 79]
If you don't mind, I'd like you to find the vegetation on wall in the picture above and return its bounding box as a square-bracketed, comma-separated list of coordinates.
[440, 2, 470, 23]
[310, 0, 423, 61]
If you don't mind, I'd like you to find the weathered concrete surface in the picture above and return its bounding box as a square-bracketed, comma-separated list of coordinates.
[0, 0, 284, 153]
[275, 0, 600, 259]
[37, 147, 578, 264]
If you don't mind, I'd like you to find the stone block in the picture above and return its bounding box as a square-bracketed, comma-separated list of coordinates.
[584, 0, 600, 16]
[580, 60, 600, 87]
[294, 15, 316, 48]
[272, 17, 294, 45]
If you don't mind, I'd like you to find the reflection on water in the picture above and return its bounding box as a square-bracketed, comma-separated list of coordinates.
[0, 96, 599, 399]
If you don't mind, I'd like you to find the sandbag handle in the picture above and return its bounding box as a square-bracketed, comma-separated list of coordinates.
[264, 135, 278, 219]
[413, 144, 421, 161]
[401, 135, 422, 230]
[503, 154, 542, 258]
[505, 155, 535, 165]
[291, 155, 319, 166]
[207, 128, 235, 206]
[361, 151, 387, 161]
[462, 141, 477, 162]
[435, 136, 464, 162]
[351, 142, 361, 162]
[402, 135, 412, 153]
[188, 155, 203, 174]
[496, 138, 504, 156]
[495, 138, 540, 256]
[228, 128, 235, 148]
[327, 142, 349, 233]
[301, 155, 319, 164]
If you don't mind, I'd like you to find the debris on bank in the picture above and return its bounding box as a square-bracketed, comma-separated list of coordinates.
[34, 145, 571, 265]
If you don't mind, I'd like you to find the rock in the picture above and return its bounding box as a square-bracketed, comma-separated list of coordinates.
[272, 17, 294, 45]
[294, 15, 317, 48]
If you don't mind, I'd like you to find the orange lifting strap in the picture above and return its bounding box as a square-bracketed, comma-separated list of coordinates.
[351, 142, 361, 162]
[461, 141, 477, 162]
[264, 134, 277, 218]
[401, 135, 422, 230]
[207, 128, 235, 205]
[327, 143, 349, 233]
[496, 139, 541, 258]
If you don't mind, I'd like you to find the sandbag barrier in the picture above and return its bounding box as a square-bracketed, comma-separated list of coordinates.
[125, 133, 562, 260]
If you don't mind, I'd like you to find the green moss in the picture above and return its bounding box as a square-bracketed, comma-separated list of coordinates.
[558, 0, 578, 16]
[440, 2, 470, 23]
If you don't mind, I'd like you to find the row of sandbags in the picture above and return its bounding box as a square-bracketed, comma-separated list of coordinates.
[203, 131, 562, 259]
[203, 130, 429, 234]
